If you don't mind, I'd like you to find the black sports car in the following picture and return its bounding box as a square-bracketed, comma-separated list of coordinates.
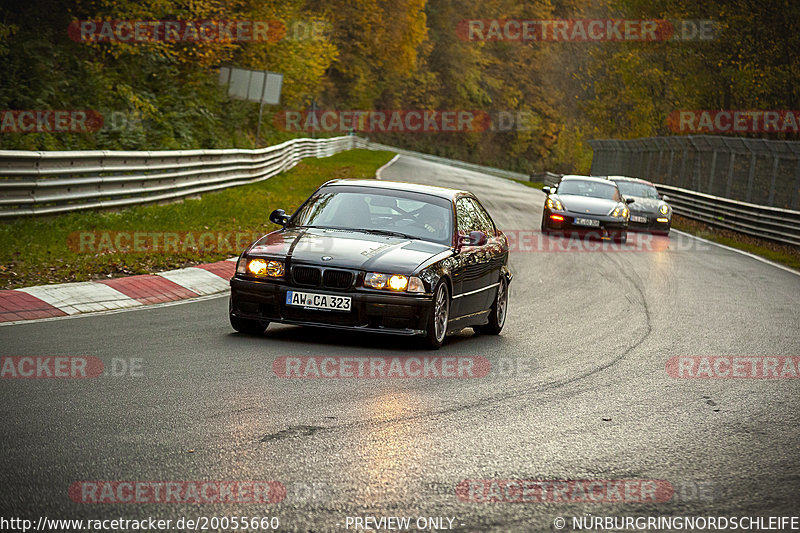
[607, 176, 672, 235]
[540, 175, 634, 243]
[229, 179, 512, 348]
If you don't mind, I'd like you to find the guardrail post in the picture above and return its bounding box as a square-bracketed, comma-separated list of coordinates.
[708, 150, 718, 195]
[679, 144, 688, 188]
[768, 155, 779, 207]
[725, 152, 735, 198]
[746, 152, 757, 203]
[656, 149, 664, 181]
[667, 150, 675, 185]
[689, 137, 702, 192]
[636, 148, 647, 178]
[792, 158, 800, 211]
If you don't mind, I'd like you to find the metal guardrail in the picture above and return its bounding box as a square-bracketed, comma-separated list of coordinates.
[654, 184, 800, 247]
[2, 134, 797, 247]
[544, 170, 799, 247]
[531, 171, 562, 187]
[589, 135, 800, 210]
[0, 136, 362, 218]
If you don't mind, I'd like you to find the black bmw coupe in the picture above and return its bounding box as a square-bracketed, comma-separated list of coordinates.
[540, 175, 634, 242]
[229, 179, 511, 348]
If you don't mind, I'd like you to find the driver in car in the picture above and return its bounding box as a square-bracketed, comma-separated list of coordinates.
[414, 203, 448, 240]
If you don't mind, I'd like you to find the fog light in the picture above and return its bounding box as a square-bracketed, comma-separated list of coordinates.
[657, 217, 669, 223]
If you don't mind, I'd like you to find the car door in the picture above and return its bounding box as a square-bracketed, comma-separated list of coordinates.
[451, 196, 492, 317]
[469, 197, 506, 309]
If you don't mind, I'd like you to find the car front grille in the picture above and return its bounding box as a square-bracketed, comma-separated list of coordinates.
[323, 269, 353, 289]
[292, 266, 322, 286]
[291, 266, 354, 289]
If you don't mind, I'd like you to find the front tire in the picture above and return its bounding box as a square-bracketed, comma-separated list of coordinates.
[422, 282, 450, 349]
[475, 276, 508, 335]
[230, 314, 268, 335]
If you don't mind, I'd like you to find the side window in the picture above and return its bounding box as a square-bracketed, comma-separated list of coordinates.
[469, 198, 495, 235]
[456, 198, 477, 234]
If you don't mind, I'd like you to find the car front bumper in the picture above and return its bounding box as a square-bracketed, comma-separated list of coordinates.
[627, 213, 671, 233]
[229, 277, 434, 336]
[543, 209, 628, 234]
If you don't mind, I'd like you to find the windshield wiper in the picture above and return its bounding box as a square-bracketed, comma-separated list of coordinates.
[294, 226, 419, 239]
[340, 227, 418, 240]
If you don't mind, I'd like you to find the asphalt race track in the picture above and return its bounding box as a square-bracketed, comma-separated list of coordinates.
[2, 155, 799, 532]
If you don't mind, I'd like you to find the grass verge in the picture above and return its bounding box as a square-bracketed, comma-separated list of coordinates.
[0, 149, 395, 290]
[511, 179, 545, 190]
[672, 215, 800, 271]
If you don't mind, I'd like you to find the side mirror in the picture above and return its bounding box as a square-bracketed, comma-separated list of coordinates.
[542, 186, 551, 194]
[625, 198, 635, 204]
[460, 230, 488, 247]
[661, 194, 670, 202]
[269, 208, 289, 226]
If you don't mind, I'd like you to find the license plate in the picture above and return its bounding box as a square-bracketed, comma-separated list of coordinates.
[573, 218, 600, 227]
[631, 215, 647, 223]
[286, 291, 351, 311]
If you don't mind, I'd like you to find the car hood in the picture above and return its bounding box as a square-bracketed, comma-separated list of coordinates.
[626, 196, 664, 213]
[248, 227, 451, 273]
[557, 194, 619, 216]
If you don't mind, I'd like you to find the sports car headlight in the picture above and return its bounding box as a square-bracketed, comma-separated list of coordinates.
[546, 198, 564, 210]
[364, 272, 425, 293]
[611, 205, 629, 218]
[659, 204, 670, 215]
[243, 258, 284, 277]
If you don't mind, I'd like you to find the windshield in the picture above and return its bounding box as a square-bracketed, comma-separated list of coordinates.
[290, 187, 453, 244]
[615, 181, 660, 199]
[556, 180, 621, 201]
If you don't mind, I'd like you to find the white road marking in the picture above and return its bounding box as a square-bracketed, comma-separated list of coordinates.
[672, 229, 800, 278]
[0, 292, 228, 327]
[157, 267, 230, 295]
[375, 154, 400, 180]
[18, 282, 141, 315]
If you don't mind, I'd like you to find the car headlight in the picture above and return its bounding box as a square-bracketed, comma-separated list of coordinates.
[364, 272, 425, 293]
[611, 205, 629, 218]
[659, 204, 670, 215]
[238, 257, 284, 278]
[546, 198, 564, 210]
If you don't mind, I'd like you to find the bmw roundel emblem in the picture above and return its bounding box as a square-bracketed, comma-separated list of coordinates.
[321, 256, 332, 261]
